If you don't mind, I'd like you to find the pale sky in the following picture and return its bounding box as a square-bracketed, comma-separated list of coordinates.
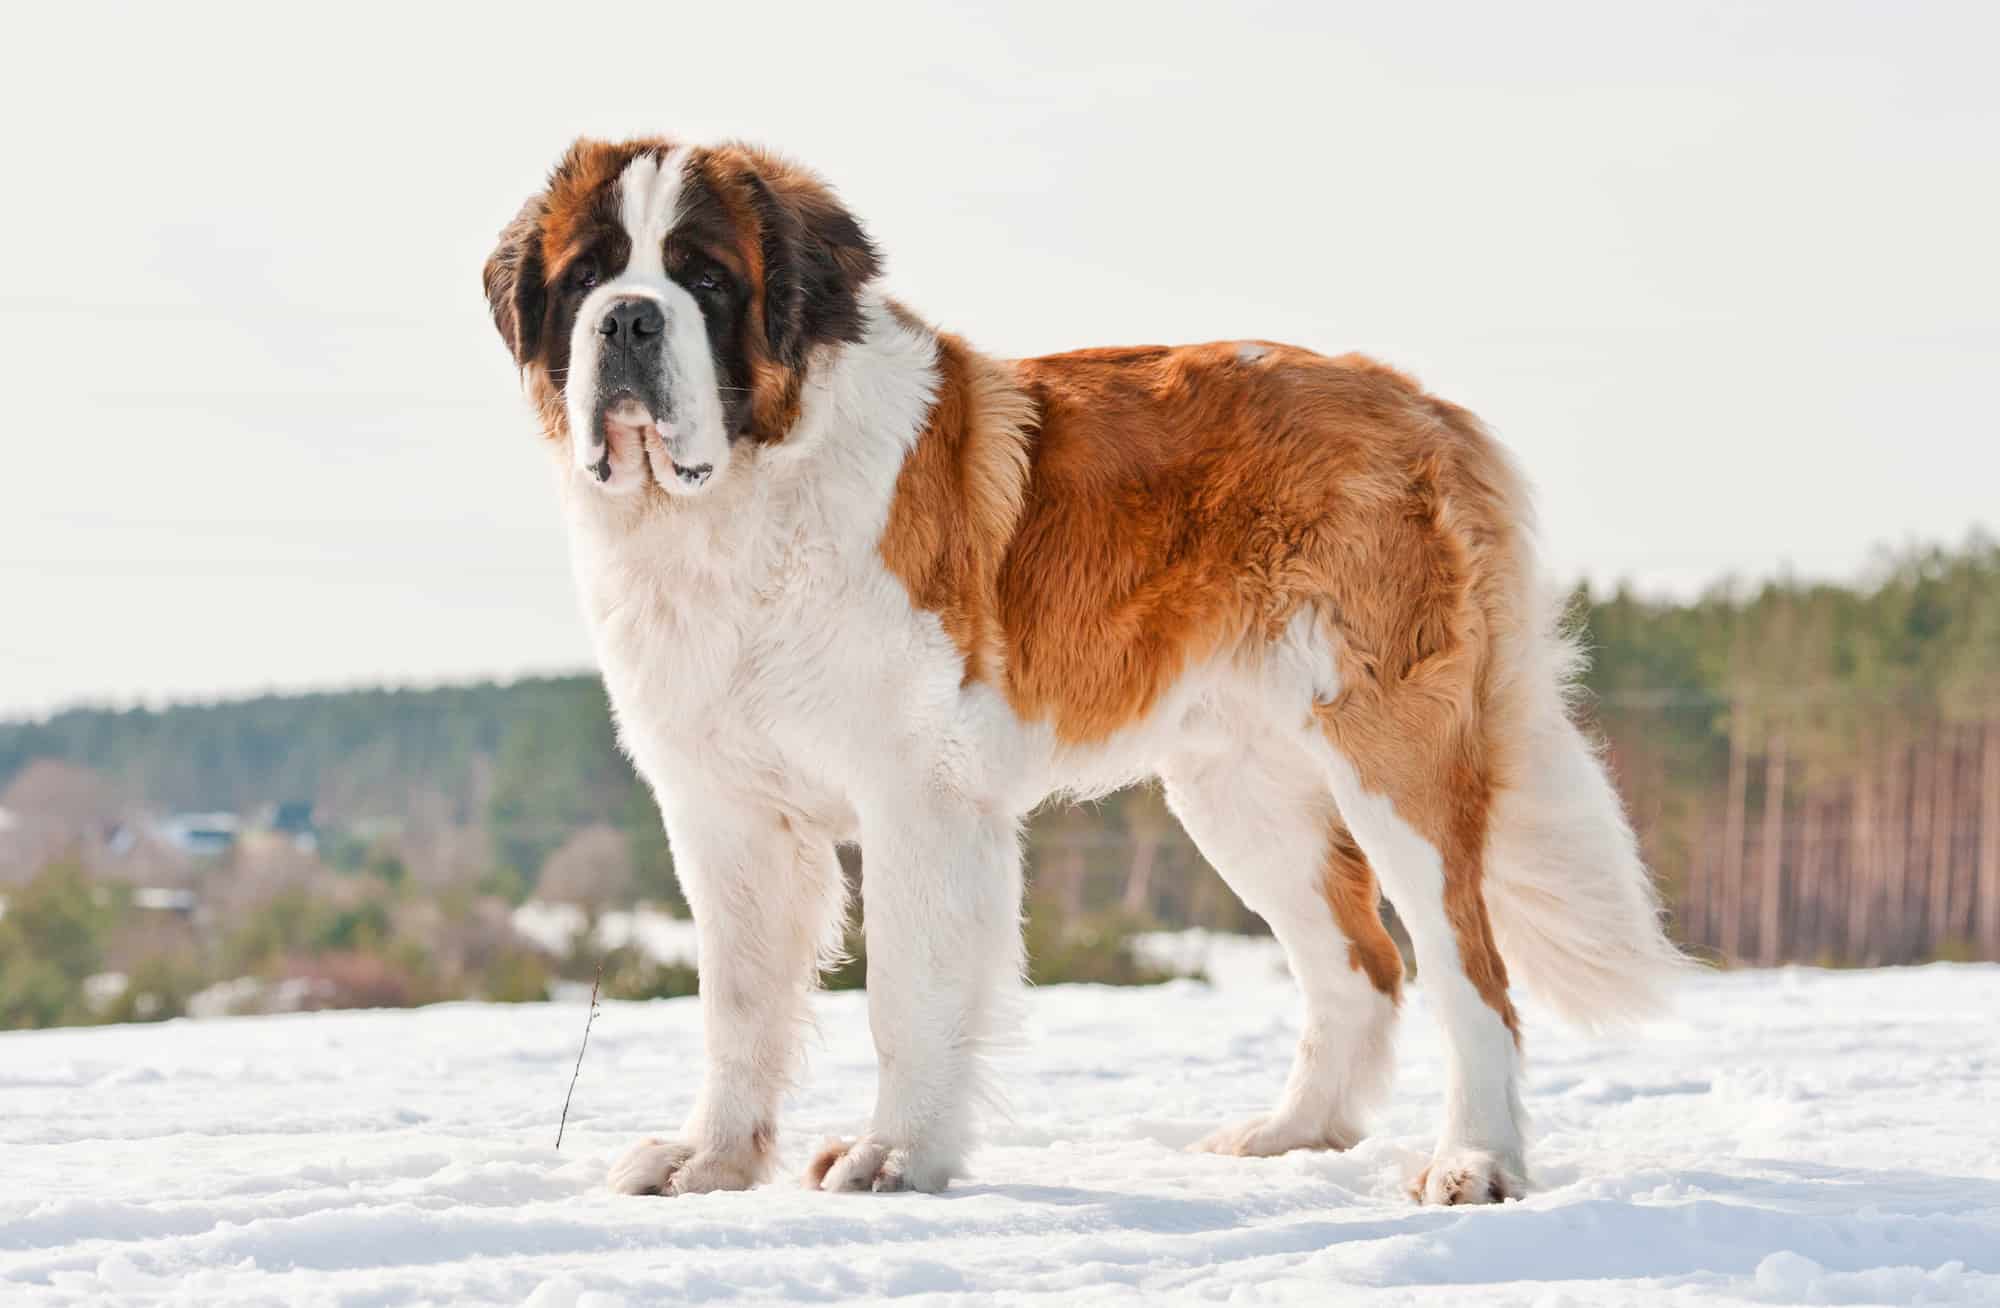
[2, 1, 1994, 718]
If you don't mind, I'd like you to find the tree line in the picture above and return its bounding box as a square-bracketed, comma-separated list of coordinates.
[1583, 533, 2000, 964]
[5, 532, 1996, 966]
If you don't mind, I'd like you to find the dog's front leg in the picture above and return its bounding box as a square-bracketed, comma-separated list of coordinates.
[608, 804, 845, 1196]
[810, 801, 1023, 1193]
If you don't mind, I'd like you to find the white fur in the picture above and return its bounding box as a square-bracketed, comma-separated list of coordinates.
[1163, 740, 1398, 1157]
[614, 149, 687, 281]
[1481, 587, 1696, 1030]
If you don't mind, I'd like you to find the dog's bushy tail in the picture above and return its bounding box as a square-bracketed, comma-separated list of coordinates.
[1480, 559, 1697, 1031]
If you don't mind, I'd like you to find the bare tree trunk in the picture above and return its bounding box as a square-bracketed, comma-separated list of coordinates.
[1981, 721, 2000, 959]
[1849, 761, 1877, 963]
[1910, 725, 1938, 958]
[1758, 738, 1788, 964]
[1874, 738, 1908, 963]
[1190, 858, 1226, 929]
[1121, 834, 1159, 917]
[1056, 846, 1087, 917]
[1679, 799, 1707, 951]
[1720, 726, 1749, 962]
[1929, 725, 1960, 951]
[1119, 787, 1175, 921]
[1800, 792, 1824, 962]
[1958, 726, 1982, 946]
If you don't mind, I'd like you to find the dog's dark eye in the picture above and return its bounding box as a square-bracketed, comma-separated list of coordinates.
[694, 268, 724, 295]
[572, 265, 600, 292]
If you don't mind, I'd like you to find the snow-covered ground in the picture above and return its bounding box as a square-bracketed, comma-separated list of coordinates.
[4, 946, 1997, 1306]
[511, 903, 701, 968]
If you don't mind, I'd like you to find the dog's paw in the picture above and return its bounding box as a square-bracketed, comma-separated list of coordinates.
[606, 1137, 761, 1196]
[607, 1138, 693, 1195]
[1410, 1147, 1524, 1205]
[1191, 1112, 1362, 1157]
[805, 1134, 949, 1194]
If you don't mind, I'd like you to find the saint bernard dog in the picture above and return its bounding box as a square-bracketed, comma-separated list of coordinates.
[483, 136, 1686, 1205]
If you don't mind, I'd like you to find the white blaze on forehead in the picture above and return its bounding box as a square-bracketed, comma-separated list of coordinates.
[558, 142, 732, 497]
[615, 146, 695, 279]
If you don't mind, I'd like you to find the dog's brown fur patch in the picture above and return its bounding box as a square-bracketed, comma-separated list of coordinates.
[1321, 819, 1405, 999]
[878, 324, 1034, 687]
[882, 340, 1527, 1037]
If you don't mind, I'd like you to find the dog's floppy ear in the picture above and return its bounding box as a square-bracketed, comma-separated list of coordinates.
[745, 165, 882, 370]
[482, 195, 548, 367]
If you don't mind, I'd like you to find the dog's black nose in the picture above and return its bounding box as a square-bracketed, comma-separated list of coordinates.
[598, 298, 664, 344]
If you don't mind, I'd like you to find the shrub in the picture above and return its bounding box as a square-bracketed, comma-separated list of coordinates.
[98, 953, 208, 1024]
[1024, 898, 1185, 987]
[0, 861, 111, 1029]
[478, 946, 552, 1003]
[0, 956, 78, 1030]
[598, 948, 699, 1001]
[223, 887, 396, 972]
[816, 894, 1194, 992]
[279, 950, 431, 1010]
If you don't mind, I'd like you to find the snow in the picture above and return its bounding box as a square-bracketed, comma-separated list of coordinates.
[4, 948, 1997, 1306]
[510, 902, 701, 967]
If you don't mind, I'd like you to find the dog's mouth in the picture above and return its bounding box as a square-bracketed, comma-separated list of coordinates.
[596, 394, 713, 489]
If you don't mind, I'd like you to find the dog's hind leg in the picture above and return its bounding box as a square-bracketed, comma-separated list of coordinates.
[1310, 658, 1530, 1204]
[1162, 742, 1403, 1156]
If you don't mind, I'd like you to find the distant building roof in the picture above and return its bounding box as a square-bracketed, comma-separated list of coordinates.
[155, 812, 241, 857]
[132, 887, 198, 912]
[270, 802, 315, 835]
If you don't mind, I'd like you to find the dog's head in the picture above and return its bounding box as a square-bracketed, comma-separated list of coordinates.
[484, 138, 881, 496]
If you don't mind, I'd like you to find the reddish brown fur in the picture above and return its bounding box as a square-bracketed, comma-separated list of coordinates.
[878, 322, 1034, 688]
[1321, 820, 1404, 999]
[535, 139, 646, 277]
[879, 340, 1528, 1034]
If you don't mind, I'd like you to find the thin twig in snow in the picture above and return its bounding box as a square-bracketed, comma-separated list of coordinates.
[555, 963, 602, 1150]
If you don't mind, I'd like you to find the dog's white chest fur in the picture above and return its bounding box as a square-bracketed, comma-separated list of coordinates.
[557, 303, 979, 836]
